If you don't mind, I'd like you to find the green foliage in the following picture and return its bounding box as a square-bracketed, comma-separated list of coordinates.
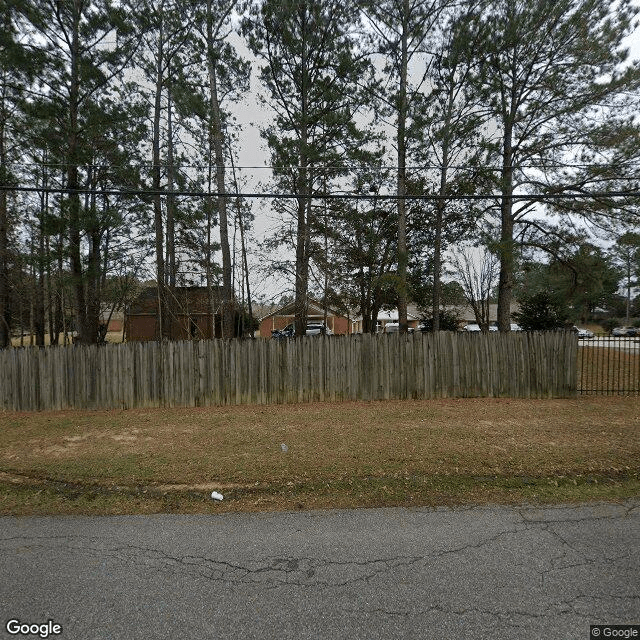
[600, 318, 622, 334]
[243, 0, 373, 183]
[408, 260, 466, 312]
[243, 0, 375, 333]
[419, 310, 460, 332]
[610, 231, 640, 321]
[234, 309, 259, 337]
[470, 0, 640, 325]
[516, 244, 621, 322]
[512, 292, 569, 331]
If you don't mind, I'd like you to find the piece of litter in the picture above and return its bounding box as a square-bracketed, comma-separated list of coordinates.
[281, 443, 288, 452]
[211, 491, 224, 501]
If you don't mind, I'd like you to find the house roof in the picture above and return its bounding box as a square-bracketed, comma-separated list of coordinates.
[443, 302, 520, 322]
[259, 297, 345, 322]
[348, 302, 519, 324]
[375, 309, 420, 322]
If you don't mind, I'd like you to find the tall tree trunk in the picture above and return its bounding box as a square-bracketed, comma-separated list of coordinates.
[625, 260, 631, 326]
[205, 153, 216, 338]
[85, 180, 101, 344]
[294, 7, 309, 337]
[239, 212, 252, 334]
[396, 0, 409, 334]
[322, 174, 328, 330]
[0, 82, 10, 348]
[153, 18, 168, 340]
[207, 0, 233, 339]
[46, 234, 54, 344]
[229, 148, 253, 336]
[35, 181, 46, 346]
[432, 89, 454, 333]
[166, 84, 176, 289]
[29, 256, 35, 345]
[67, 7, 89, 344]
[432, 199, 444, 332]
[294, 181, 309, 337]
[497, 120, 514, 332]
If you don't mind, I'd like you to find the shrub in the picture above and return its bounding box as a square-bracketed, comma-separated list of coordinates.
[512, 292, 569, 331]
[419, 310, 460, 332]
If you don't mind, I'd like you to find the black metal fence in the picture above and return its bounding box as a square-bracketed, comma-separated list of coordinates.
[578, 336, 640, 395]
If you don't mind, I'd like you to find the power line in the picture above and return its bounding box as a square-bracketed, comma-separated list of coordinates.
[8, 161, 640, 172]
[2, 184, 639, 201]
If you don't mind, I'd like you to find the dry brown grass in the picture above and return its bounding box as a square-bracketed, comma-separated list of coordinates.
[578, 344, 640, 393]
[1, 397, 638, 515]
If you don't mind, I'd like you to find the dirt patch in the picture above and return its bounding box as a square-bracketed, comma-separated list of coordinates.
[0, 397, 638, 514]
[154, 482, 253, 491]
[0, 471, 40, 485]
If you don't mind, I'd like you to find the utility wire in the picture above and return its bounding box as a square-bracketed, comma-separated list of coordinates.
[2, 184, 639, 201]
[7, 161, 640, 171]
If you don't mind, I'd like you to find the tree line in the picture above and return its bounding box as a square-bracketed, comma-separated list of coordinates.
[1, 0, 639, 346]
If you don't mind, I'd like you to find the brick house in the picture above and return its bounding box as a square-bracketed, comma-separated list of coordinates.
[125, 286, 232, 341]
[258, 298, 351, 337]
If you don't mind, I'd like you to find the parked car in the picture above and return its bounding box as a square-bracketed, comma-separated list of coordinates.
[572, 326, 594, 339]
[305, 323, 333, 336]
[272, 323, 333, 339]
[510, 323, 522, 331]
[383, 323, 414, 333]
[612, 326, 638, 337]
[462, 323, 500, 332]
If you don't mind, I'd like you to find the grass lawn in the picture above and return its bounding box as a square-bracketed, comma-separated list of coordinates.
[1, 396, 638, 515]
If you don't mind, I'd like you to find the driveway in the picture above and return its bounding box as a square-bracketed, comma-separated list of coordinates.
[1, 501, 638, 639]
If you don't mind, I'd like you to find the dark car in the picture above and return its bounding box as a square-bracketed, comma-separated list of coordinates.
[612, 326, 638, 337]
[272, 323, 333, 339]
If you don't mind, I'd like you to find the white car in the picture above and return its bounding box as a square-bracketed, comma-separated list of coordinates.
[463, 324, 499, 332]
[383, 323, 414, 333]
[305, 323, 333, 336]
[573, 326, 594, 339]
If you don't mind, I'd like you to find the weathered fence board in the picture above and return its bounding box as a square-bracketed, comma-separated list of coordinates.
[0, 332, 578, 412]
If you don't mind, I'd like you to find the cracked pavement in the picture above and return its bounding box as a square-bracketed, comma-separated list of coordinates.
[0, 501, 638, 639]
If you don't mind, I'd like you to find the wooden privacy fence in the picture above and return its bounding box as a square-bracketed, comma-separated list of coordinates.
[0, 331, 578, 412]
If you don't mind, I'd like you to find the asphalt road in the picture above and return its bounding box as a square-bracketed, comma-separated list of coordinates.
[1, 501, 638, 640]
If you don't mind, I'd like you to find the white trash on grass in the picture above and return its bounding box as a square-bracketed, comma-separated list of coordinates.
[210, 491, 224, 501]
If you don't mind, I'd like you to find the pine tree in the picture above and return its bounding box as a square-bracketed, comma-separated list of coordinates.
[244, 0, 373, 336]
[412, 2, 487, 330]
[360, 0, 454, 333]
[134, 0, 197, 339]
[471, 0, 640, 330]
[0, 0, 42, 346]
[612, 232, 640, 326]
[21, 0, 140, 344]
